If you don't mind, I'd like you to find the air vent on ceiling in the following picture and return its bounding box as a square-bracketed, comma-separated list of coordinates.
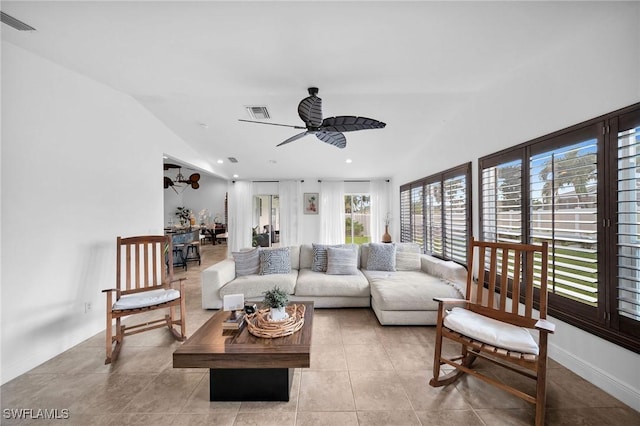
[1, 12, 36, 31]
[246, 106, 270, 120]
[228, 157, 238, 163]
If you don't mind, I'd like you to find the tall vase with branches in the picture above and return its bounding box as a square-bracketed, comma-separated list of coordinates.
[382, 212, 392, 243]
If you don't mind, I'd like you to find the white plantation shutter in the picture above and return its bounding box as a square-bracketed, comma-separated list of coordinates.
[616, 125, 640, 321]
[529, 139, 598, 306]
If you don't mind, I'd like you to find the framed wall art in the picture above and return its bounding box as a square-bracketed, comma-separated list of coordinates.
[304, 193, 318, 215]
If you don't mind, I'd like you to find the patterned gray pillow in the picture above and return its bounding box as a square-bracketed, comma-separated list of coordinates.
[326, 247, 358, 275]
[395, 243, 421, 271]
[259, 247, 291, 275]
[232, 248, 260, 276]
[366, 243, 396, 271]
[312, 243, 337, 272]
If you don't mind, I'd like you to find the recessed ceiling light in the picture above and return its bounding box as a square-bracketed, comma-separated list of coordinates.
[346, 159, 353, 164]
[233, 174, 239, 178]
[217, 159, 223, 164]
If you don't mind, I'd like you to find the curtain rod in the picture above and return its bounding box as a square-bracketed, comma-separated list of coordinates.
[233, 179, 390, 183]
[317, 179, 390, 183]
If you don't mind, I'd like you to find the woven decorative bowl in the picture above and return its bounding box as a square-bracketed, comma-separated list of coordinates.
[245, 304, 306, 338]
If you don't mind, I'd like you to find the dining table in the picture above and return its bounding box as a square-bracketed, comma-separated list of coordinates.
[202, 223, 227, 245]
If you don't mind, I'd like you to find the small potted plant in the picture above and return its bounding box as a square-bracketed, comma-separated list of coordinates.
[263, 286, 289, 321]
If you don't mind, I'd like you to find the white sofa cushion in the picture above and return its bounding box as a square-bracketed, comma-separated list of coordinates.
[295, 268, 370, 297]
[444, 307, 539, 355]
[113, 288, 180, 310]
[366, 270, 462, 311]
[219, 271, 298, 299]
[395, 243, 421, 271]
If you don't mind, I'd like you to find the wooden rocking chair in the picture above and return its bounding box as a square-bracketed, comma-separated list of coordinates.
[102, 235, 187, 364]
[430, 238, 554, 426]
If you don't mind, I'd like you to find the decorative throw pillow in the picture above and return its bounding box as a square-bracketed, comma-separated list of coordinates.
[395, 242, 421, 271]
[326, 247, 358, 275]
[311, 243, 337, 272]
[366, 243, 396, 271]
[232, 248, 260, 276]
[259, 247, 291, 275]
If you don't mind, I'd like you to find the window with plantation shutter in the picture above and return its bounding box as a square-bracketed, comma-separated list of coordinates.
[529, 138, 599, 307]
[443, 174, 468, 263]
[400, 186, 412, 243]
[411, 185, 424, 249]
[481, 159, 523, 244]
[399, 163, 471, 264]
[424, 181, 442, 256]
[479, 102, 640, 354]
[612, 109, 640, 340]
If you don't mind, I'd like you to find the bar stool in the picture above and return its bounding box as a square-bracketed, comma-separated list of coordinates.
[173, 244, 187, 270]
[185, 241, 201, 265]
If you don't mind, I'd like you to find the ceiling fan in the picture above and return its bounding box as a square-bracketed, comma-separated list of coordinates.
[239, 87, 386, 149]
[163, 163, 200, 193]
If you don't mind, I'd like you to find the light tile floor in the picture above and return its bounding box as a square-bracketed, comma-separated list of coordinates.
[2, 243, 639, 425]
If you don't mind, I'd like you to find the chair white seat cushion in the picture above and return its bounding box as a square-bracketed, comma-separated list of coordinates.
[113, 288, 181, 310]
[444, 307, 539, 355]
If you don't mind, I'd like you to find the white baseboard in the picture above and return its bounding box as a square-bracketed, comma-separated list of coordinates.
[549, 342, 640, 411]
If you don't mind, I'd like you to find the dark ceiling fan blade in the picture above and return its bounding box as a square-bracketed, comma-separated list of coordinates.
[276, 131, 311, 147]
[321, 116, 386, 132]
[163, 163, 180, 170]
[164, 176, 173, 189]
[316, 131, 347, 149]
[238, 119, 305, 130]
[298, 95, 323, 128]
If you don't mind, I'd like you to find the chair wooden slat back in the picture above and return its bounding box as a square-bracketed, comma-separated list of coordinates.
[431, 237, 553, 426]
[468, 237, 548, 327]
[116, 235, 173, 295]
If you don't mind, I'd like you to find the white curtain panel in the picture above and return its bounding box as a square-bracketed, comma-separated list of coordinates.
[370, 179, 391, 243]
[228, 180, 253, 254]
[319, 180, 345, 244]
[278, 180, 302, 246]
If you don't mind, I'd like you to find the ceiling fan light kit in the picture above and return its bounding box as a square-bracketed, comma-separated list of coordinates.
[239, 87, 386, 149]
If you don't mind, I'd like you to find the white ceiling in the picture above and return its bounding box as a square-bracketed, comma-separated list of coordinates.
[2, 1, 612, 180]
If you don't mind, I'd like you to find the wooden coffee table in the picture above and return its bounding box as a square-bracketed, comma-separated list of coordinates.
[173, 302, 313, 401]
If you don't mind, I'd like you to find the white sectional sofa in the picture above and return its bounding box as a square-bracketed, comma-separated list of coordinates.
[201, 242, 467, 325]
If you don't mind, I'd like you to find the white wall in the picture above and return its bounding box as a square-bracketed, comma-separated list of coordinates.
[0, 42, 205, 384]
[392, 9, 640, 411]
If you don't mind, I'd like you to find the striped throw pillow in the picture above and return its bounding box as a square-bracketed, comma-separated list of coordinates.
[233, 248, 260, 276]
[312, 244, 335, 272]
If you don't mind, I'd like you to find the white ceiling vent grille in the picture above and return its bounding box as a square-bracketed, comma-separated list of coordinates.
[1, 12, 36, 31]
[246, 106, 270, 120]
